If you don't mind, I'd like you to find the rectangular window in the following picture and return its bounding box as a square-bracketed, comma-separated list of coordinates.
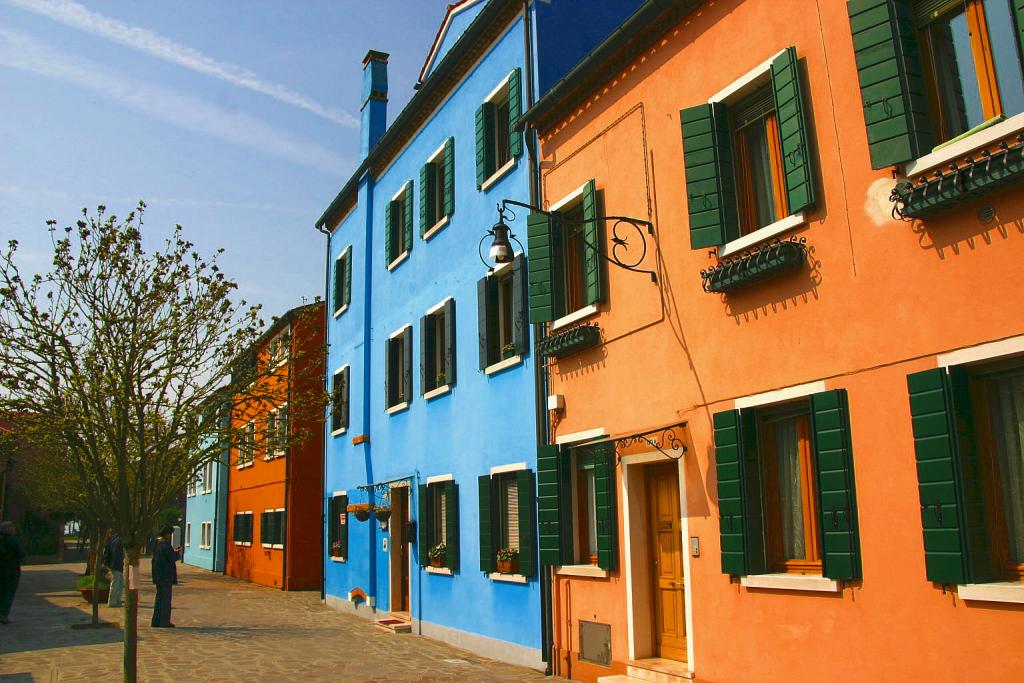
[478, 256, 527, 370]
[496, 473, 520, 554]
[420, 480, 459, 570]
[330, 494, 348, 562]
[238, 421, 255, 467]
[232, 511, 253, 544]
[386, 327, 412, 410]
[386, 183, 413, 267]
[333, 248, 351, 316]
[476, 69, 522, 188]
[201, 521, 212, 549]
[421, 138, 454, 235]
[187, 477, 196, 497]
[260, 509, 285, 548]
[731, 84, 788, 235]
[201, 461, 214, 494]
[265, 405, 287, 459]
[185, 523, 191, 547]
[478, 469, 535, 576]
[557, 201, 589, 316]
[421, 299, 456, 394]
[917, 0, 1024, 145]
[268, 327, 291, 368]
[573, 452, 599, 565]
[431, 483, 448, 548]
[331, 366, 350, 434]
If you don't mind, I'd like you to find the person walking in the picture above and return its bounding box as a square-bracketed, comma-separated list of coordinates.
[150, 525, 179, 628]
[102, 532, 125, 608]
[0, 520, 26, 624]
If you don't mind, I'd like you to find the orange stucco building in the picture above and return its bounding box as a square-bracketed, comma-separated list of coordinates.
[225, 302, 325, 591]
[520, 1, 1024, 681]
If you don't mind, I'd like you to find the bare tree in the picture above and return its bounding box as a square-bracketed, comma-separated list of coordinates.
[0, 203, 311, 682]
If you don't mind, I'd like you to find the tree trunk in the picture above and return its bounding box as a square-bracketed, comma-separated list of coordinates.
[123, 546, 141, 683]
[90, 528, 101, 625]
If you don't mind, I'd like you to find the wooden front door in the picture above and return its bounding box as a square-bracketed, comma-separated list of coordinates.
[646, 463, 686, 661]
[391, 487, 411, 615]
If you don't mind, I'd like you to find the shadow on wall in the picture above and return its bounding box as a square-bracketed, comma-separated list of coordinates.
[911, 199, 1024, 259]
[722, 243, 823, 322]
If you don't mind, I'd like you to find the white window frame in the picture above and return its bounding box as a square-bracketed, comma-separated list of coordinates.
[423, 298, 453, 398]
[265, 402, 288, 460]
[201, 461, 214, 494]
[268, 326, 291, 369]
[480, 70, 518, 191]
[234, 510, 253, 546]
[262, 507, 286, 549]
[423, 140, 452, 240]
[385, 325, 411, 414]
[185, 523, 191, 547]
[331, 364, 350, 436]
[547, 181, 601, 329]
[237, 420, 256, 468]
[333, 246, 352, 318]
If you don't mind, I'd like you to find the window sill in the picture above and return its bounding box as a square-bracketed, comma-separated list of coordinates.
[331, 427, 348, 437]
[903, 112, 1024, 177]
[739, 573, 839, 592]
[234, 541, 251, 547]
[551, 304, 599, 331]
[330, 556, 346, 563]
[332, 304, 349, 319]
[426, 566, 453, 576]
[236, 462, 253, 470]
[957, 582, 1024, 604]
[480, 158, 517, 192]
[386, 401, 410, 415]
[485, 355, 522, 376]
[488, 572, 527, 584]
[423, 384, 451, 400]
[717, 212, 807, 258]
[423, 215, 450, 241]
[387, 251, 410, 272]
[556, 564, 608, 578]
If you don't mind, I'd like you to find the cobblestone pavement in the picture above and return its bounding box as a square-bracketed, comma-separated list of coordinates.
[0, 562, 564, 683]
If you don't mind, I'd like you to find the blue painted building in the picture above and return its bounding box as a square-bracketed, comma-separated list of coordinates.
[183, 436, 229, 572]
[315, 0, 641, 669]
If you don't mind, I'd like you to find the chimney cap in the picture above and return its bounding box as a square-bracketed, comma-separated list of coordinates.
[362, 50, 390, 67]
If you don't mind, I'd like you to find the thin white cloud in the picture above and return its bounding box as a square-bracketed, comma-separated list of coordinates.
[0, 28, 350, 175]
[0, 184, 307, 214]
[2, 0, 358, 128]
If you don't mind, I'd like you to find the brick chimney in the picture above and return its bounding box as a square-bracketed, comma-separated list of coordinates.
[360, 50, 389, 159]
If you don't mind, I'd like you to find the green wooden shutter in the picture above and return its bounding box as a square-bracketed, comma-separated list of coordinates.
[511, 254, 529, 355]
[332, 257, 343, 312]
[537, 444, 561, 565]
[810, 390, 862, 581]
[771, 47, 816, 214]
[593, 441, 618, 571]
[680, 102, 738, 249]
[443, 298, 456, 386]
[444, 480, 459, 571]
[343, 252, 351, 308]
[443, 137, 455, 216]
[384, 201, 394, 265]
[527, 212, 559, 323]
[402, 326, 412, 403]
[384, 338, 391, 410]
[714, 409, 766, 576]
[475, 103, 496, 188]
[420, 163, 435, 237]
[478, 474, 495, 572]
[338, 494, 348, 561]
[341, 367, 350, 430]
[508, 67, 523, 158]
[1015, 2, 1024, 68]
[279, 510, 286, 547]
[906, 367, 992, 584]
[580, 179, 604, 306]
[477, 277, 496, 369]
[516, 469, 536, 578]
[403, 183, 414, 254]
[420, 314, 431, 395]
[847, 0, 934, 168]
[418, 484, 431, 567]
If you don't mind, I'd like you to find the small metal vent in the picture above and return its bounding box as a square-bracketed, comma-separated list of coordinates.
[579, 621, 612, 667]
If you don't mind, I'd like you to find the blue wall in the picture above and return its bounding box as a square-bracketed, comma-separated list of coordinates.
[183, 443, 228, 572]
[424, 0, 487, 80]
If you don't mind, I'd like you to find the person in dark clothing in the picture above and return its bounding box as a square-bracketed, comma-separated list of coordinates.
[0, 520, 26, 624]
[150, 525, 179, 628]
[102, 532, 125, 608]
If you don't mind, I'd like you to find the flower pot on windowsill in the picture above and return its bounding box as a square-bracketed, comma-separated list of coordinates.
[501, 345, 517, 360]
[330, 545, 343, 558]
[429, 556, 445, 568]
[496, 558, 519, 575]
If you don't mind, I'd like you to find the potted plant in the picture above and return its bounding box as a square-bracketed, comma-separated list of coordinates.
[330, 541, 343, 558]
[496, 547, 519, 574]
[428, 543, 446, 568]
[373, 505, 391, 523]
[347, 503, 371, 522]
[435, 372, 446, 388]
[501, 343, 517, 360]
[76, 574, 111, 604]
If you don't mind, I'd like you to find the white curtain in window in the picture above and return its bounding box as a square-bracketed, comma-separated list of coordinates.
[989, 374, 1024, 564]
[504, 478, 519, 551]
[775, 418, 804, 561]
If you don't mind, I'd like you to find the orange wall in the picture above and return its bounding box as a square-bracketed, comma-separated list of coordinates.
[536, 0, 1024, 680]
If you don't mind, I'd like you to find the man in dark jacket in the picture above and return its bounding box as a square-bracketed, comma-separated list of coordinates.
[0, 520, 26, 624]
[102, 532, 125, 608]
[150, 525, 179, 628]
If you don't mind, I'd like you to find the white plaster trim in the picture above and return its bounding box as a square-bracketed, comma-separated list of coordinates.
[417, 0, 488, 82]
[275, 507, 284, 512]
[261, 543, 272, 548]
[488, 572, 527, 584]
[485, 70, 514, 104]
[427, 566, 454, 576]
[333, 363, 350, 375]
[423, 215, 450, 241]
[426, 297, 453, 316]
[386, 401, 409, 415]
[904, 112, 1024, 177]
[271, 543, 283, 549]
[386, 251, 409, 271]
[957, 582, 1024, 604]
[937, 334, 1024, 368]
[488, 256, 519, 278]
[428, 139, 448, 163]
[391, 181, 412, 202]
[556, 564, 608, 578]
[551, 303, 599, 331]
[484, 355, 522, 375]
[717, 212, 808, 258]
[426, 473, 454, 484]
[424, 385, 452, 400]
[709, 48, 787, 103]
[330, 556, 346, 563]
[740, 573, 840, 592]
[414, 618, 545, 671]
[331, 427, 348, 437]
[734, 380, 827, 410]
[489, 462, 527, 476]
[332, 490, 347, 497]
[389, 325, 411, 340]
[548, 180, 590, 212]
[555, 427, 608, 445]
[480, 158, 516, 192]
[332, 303, 349, 319]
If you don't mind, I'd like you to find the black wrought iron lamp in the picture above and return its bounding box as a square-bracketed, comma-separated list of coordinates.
[478, 204, 524, 268]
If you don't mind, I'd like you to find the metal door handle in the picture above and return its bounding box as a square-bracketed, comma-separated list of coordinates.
[669, 581, 684, 587]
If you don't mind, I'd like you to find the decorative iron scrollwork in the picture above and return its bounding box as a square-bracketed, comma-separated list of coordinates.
[612, 421, 689, 462]
[700, 236, 808, 294]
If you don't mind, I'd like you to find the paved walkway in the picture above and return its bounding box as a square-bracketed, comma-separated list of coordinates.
[0, 562, 562, 683]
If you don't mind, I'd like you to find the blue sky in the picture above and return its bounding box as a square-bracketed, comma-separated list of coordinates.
[0, 0, 449, 320]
